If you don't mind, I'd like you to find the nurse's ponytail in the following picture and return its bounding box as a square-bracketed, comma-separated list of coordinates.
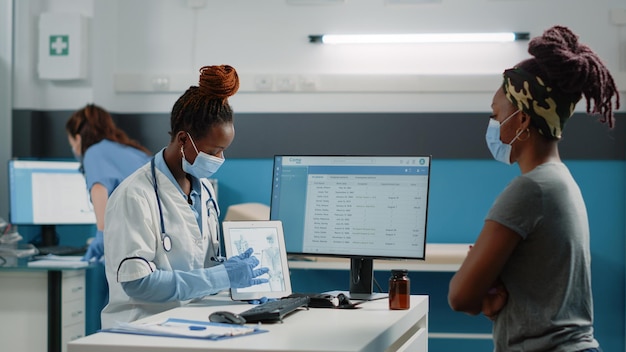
[66, 104, 151, 156]
[169, 65, 240, 140]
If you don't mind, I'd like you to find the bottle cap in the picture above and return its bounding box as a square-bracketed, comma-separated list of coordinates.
[391, 269, 408, 275]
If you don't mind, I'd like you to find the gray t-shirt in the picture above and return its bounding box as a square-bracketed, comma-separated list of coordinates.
[486, 162, 599, 352]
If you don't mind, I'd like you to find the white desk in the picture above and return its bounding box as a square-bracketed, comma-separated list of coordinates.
[68, 294, 429, 352]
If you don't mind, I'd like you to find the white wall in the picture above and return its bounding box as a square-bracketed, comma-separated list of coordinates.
[11, 0, 626, 114]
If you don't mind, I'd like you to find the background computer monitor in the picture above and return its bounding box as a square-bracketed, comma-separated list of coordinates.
[8, 159, 96, 246]
[270, 155, 431, 299]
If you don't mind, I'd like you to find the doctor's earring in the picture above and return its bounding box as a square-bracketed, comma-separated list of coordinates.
[516, 128, 531, 142]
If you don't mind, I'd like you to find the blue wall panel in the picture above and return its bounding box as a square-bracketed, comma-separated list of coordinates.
[214, 158, 274, 212]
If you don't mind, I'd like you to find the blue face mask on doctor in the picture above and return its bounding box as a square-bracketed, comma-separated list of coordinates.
[485, 110, 525, 165]
[181, 132, 224, 178]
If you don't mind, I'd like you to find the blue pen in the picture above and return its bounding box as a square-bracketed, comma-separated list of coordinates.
[188, 325, 207, 331]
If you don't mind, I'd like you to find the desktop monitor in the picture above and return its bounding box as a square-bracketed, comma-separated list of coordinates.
[8, 159, 96, 246]
[270, 155, 431, 299]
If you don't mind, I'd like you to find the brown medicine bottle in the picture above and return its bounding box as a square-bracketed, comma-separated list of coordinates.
[389, 269, 410, 310]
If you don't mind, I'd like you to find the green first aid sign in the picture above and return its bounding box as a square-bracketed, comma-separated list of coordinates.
[49, 35, 69, 56]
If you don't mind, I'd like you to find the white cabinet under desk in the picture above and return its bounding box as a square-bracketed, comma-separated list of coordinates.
[0, 267, 87, 352]
[59, 271, 87, 350]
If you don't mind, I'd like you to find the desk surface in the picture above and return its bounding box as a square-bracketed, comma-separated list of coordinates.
[0, 257, 94, 272]
[68, 294, 429, 352]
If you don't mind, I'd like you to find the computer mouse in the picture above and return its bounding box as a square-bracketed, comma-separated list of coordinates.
[209, 311, 247, 325]
[336, 293, 358, 309]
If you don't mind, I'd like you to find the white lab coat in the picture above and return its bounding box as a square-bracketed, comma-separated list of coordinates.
[101, 161, 222, 329]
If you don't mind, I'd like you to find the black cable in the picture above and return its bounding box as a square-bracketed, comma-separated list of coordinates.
[351, 259, 362, 285]
[373, 277, 384, 293]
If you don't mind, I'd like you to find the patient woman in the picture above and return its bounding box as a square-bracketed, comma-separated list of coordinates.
[448, 25, 619, 351]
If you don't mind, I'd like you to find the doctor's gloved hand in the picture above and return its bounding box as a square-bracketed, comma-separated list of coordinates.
[82, 230, 104, 263]
[224, 248, 269, 289]
[246, 296, 278, 305]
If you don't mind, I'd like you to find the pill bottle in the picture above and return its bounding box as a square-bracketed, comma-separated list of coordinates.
[389, 269, 410, 310]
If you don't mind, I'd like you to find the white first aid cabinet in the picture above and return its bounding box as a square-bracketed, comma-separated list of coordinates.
[38, 12, 89, 80]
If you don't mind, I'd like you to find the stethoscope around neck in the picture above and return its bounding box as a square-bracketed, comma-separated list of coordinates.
[150, 157, 220, 254]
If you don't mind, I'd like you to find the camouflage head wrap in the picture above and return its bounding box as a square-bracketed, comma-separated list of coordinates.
[502, 67, 581, 139]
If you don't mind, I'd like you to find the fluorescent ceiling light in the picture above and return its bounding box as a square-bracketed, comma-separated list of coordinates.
[309, 32, 530, 44]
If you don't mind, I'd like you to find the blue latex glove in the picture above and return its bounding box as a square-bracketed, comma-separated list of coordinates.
[224, 248, 269, 289]
[82, 230, 104, 263]
[246, 296, 278, 305]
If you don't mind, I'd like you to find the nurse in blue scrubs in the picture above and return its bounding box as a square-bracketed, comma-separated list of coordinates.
[66, 104, 152, 261]
[66, 104, 152, 333]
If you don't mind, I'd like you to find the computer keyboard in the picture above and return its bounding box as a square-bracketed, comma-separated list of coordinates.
[239, 296, 310, 323]
[36, 245, 87, 256]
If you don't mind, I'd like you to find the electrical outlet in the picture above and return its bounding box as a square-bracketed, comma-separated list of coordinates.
[255, 75, 274, 91]
[275, 75, 297, 91]
[152, 76, 170, 91]
[299, 75, 319, 91]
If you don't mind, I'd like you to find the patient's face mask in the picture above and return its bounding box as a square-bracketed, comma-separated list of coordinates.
[181, 133, 224, 178]
[485, 110, 523, 165]
[67, 134, 81, 161]
[71, 148, 81, 162]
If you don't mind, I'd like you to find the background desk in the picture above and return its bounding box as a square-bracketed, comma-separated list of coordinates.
[0, 262, 91, 352]
[69, 294, 429, 352]
[287, 243, 469, 272]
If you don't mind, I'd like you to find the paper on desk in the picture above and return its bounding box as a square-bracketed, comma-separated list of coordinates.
[103, 318, 266, 340]
[33, 254, 84, 261]
[27, 259, 89, 268]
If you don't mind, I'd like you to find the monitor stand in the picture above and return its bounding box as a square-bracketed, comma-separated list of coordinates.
[343, 258, 387, 301]
[40, 225, 59, 247]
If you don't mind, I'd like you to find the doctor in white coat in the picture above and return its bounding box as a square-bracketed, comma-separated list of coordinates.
[101, 65, 268, 329]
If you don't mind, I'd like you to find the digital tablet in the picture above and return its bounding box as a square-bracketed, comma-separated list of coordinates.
[222, 220, 292, 301]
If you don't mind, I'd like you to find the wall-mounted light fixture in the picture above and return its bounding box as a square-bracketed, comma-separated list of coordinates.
[308, 32, 530, 44]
